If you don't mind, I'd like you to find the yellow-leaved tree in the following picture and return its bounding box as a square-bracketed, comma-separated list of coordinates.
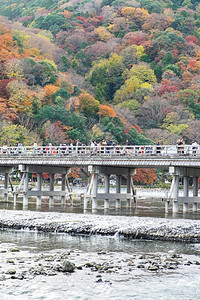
[7, 80, 42, 128]
[94, 26, 114, 41]
[79, 93, 100, 116]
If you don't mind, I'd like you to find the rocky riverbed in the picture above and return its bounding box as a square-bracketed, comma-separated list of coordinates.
[1, 210, 200, 299]
[1, 243, 200, 284]
[0, 209, 200, 243]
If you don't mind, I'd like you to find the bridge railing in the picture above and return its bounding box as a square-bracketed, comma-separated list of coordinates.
[0, 145, 199, 157]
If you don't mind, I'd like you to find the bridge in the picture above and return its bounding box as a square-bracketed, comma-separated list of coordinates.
[0, 144, 200, 214]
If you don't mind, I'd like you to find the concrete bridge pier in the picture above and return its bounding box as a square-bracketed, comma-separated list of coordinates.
[4, 173, 9, 202]
[126, 173, 131, 208]
[36, 173, 42, 207]
[165, 200, 170, 213]
[116, 175, 121, 209]
[84, 172, 93, 210]
[183, 176, 189, 213]
[49, 173, 55, 207]
[179, 168, 200, 213]
[193, 177, 198, 212]
[92, 172, 98, 211]
[23, 171, 29, 209]
[19, 165, 70, 209]
[104, 174, 110, 210]
[85, 166, 99, 211]
[13, 186, 17, 207]
[0, 167, 13, 203]
[173, 174, 180, 213]
[61, 174, 66, 206]
[169, 167, 200, 213]
[131, 177, 137, 209]
[87, 166, 135, 211]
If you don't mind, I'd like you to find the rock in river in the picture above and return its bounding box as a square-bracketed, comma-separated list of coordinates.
[62, 260, 75, 273]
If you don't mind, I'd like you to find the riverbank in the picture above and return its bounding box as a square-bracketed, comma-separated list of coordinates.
[1, 229, 200, 300]
[1, 210, 200, 299]
[1, 209, 200, 243]
[0, 238, 199, 284]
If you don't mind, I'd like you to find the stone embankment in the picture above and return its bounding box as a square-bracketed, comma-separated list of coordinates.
[1, 210, 200, 243]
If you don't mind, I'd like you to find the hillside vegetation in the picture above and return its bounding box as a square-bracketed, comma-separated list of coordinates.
[0, 0, 200, 145]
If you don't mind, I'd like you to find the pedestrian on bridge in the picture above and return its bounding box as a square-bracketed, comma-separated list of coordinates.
[192, 141, 198, 156]
[33, 142, 37, 154]
[156, 141, 161, 155]
[2, 143, 7, 154]
[176, 139, 185, 155]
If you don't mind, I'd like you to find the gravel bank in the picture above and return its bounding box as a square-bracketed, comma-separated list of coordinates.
[0, 210, 200, 243]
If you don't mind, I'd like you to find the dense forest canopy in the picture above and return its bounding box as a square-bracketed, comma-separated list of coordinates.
[0, 0, 200, 149]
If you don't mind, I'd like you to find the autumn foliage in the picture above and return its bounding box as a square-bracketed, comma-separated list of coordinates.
[0, 0, 199, 150]
[79, 93, 100, 116]
[133, 169, 157, 185]
[98, 105, 116, 118]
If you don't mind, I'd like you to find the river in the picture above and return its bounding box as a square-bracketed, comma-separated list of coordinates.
[0, 190, 200, 299]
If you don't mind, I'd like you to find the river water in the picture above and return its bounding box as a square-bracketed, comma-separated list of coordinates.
[1, 190, 200, 299]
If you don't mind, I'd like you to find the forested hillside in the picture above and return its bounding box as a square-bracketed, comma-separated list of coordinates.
[0, 0, 200, 146]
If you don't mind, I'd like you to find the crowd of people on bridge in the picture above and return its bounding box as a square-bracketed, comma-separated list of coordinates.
[1, 140, 121, 156]
[0, 139, 199, 156]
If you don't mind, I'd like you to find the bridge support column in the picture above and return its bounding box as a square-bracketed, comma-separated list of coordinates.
[92, 172, 98, 211]
[116, 175, 121, 209]
[165, 200, 170, 213]
[4, 173, 8, 202]
[13, 185, 17, 207]
[23, 172, 29, 209]
[61, 174, 66, 206]
[86, 166, 99, 211]
[126, 172, 131, 208]
[173, 174, 179, 213]
[193, 177, 198, 212]
[183, 176, 189, 213]
[49, 173, 54, 207]
[36, 173, 42, 207]
[104, 174, 110, 209]
[131, 176, 137, 209]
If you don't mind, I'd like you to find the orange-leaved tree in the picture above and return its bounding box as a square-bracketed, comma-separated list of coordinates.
[7, 80, 40, 128]
[0, 97, 17, 121]
[0, 32, 19, 63]
[98, 105, 116, 120]
[132, 169, 157, 185]
[43, 84, 60, 104]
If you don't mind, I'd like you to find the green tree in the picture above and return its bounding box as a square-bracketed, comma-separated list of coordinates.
[72, 85, 81, 96]
[165, 64, 181, 76]
[60, 56, 70, 71]
[100, 116, 153, 144]
[140, 0, 164, 13]
[152, 29, 186, 53]
[34, 60, 58, 86]
[126, 127, 153, 145]
[162, 51, 174, 65]
[33, 13, 66, 35]
[152, 63, 163, 82]
[19, 58, 58, 86]
[51, 88, 70, 102]
[0, 121, 37, 145]
[35, 105, 87, 141]
[178, 89, 200, 119]
[101, 116, 125, 143]
[88, 54, 125, 102]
